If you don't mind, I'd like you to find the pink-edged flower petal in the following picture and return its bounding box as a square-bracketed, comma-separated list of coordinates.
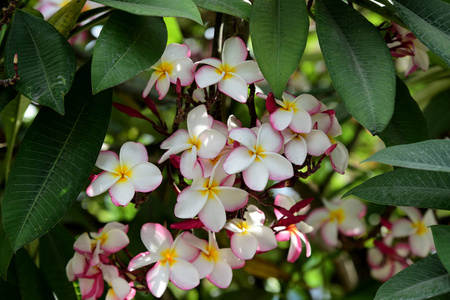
[263, 153, 294, 181]
[175, 187, 207, 218]
[173, 232, 200, 261]
[284, 137, 307, 165]
[342, 198, 366, 218]
[245, 205, 266, 226]
[410, 234, 430, 257]
[158, 143, 192, 164]
[199, 197, 227, 232]
[392, 218, 414, 237]
[220, 248, 245, 269]
[249, 225, 277, 252]
[143, 71, 160, 98]
[180, 147, 198, 179]
[305, 130, 333, 156]
[218, 73, 249, 103]
[234, 61, 264, 84]
[187, 105, 213, 138]
[119, 142, 148, 170]
[72, 252, 87, 277]
[102, 222, 129, 234]
[289, 109, 312, 133]
[195, 58, 222, 69]
[223, 146, 255, 174]
[311, 112, 332, 133]
[109, 178, 135, 206]
[295, 94, 321, 114]
[321, 221, 338, 247]
[147, 262, 170, 298]
[195, 65, 224, 88]
[222, 37, 247, 66]
[79, 276, 101, 299]
[305, 207, 329, 229]
[197, 129, 227, 159]
[257, 123, 284, 153]
[155, 73, 171, 100]
[228, 127, 257, 149]
[287, 232, 302, 263]
[96, 151, 120, 172]
[371, 261, 395, 282]
[141, 223, 173, 253]
[170, 260, 200, 290]
[128, 251, 157, 271]
[192, 252, 214, 279]
[339, 217, 365, 237]
[161, 43, 190, 60]
[298, 231, 312, 257]
[101, 229, 130, 253]
[208, 260, 233, 288]
[270, 108, 294, 131]
[73, 232, 92, 254]
[215, 187, 248, 211]
[276, 230, 291, 242]
[242, 160, 269, 191]
[230, 232, 258, 260]
[86, 171, 119, 197]
[400, 207, 422, 222]
[329, 141, 348, 174]
[129, 162, 162, 192]
[169, 57, 194, 85]
[110, 277, 132, 300]
[160, 129, 190, 149]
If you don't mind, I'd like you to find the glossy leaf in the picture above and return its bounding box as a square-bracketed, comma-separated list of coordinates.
[375, 254, 450, 300]
[378, 76, 429, 146]
[424, 89, 450, 138]
[344, 169, 450, 210]
[92, 11, 167, 93]
[48, 0, 87, 38]
[5, 10, 76, 115]
[250, 0, 309, 98]
[431, 225, 450, 274]
[393, 0, 450, 66]
[193, 0, 251, 21]
[91, 0, 202, 24]
[316, 0, 395, 134]
[363, 140, 450, 172]
[2, 62, 112, 252]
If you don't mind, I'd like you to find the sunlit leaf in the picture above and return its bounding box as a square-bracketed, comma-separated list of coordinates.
[316, 0, 395, 134]
[48, 0, 87, 38]
[193, 0, 252, 21]
[432, 225, 450, 274]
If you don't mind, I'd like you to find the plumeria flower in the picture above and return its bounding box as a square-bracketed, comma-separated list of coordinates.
[225, 205, 277, 260]
[175, 157, 248, 232]
[128, 223, 200, 298]
[306, 198, 366, 247]
[223, 123, 293, 191]
[391, 207, 437, 257]
[158, 104, 227, 179]
[78, 266, 104, 300]
[86, 142, 163, 206]
[367, 241, 411, 282]
[183, 231, 245, 288]
[259, 92, 320, 133]
[101, 264, 134, 300]
[143, 43, 194, 99]
[273, 194, 313, 263]
[195, 37, 264, 103]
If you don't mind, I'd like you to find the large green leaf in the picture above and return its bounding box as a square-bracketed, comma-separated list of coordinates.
[344, 169, 450, 210]
[193, 0, 252, 22]
[393, 0, 450, 66]
[316, 0, 395, 134]
[5, 10, 76, 115]
[375, 254, 450, 300]
[424, 89, 450, 138]
[2, 62, 112, 252]
[0, 87, 18, 114]
[0, 223, 13, 279]
[432, 225, 450, 274]
[48, 0, 87, 38]
[39, 225, 77, 300]
[250, 0, 309, 98]
[92, 11, 167, 94]
[364, 140, 450, 172]
[378, 76, 429, 146]
[91, 0, 202, 24]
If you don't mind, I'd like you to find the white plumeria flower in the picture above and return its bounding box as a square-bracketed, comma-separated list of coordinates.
[258, 92, 320, 133]
[158, 104, 227, 179]
[391, 207, 437, 257]
[183, 231, 245, 288]
[223, 123, 293, 191]
[195, 37, 264, 103]
[86, 142, 163, 206]
[128, 223, 200, 298]
[225, 205, 277, 260]
[175, 157, 248, 232]
[306, 198, 366, 247]
[101, 264, 134, 300]
[143, 43, 194, 99]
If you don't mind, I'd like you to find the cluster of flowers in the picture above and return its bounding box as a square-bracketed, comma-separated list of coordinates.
[66, 223, 135, 300]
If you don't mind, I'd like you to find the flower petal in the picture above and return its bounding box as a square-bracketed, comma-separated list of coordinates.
[289, 109, 312, 133]
[218, 73, 249, 103]
[170, 260, 200, 290]
[169, 57, 194, 85]
[296, 94, 320, 114]
[180, 147, 198, 179]
[287, 232, 302, 263]
[305, 207, 329, 229]
[120, 142, 148, 170]
[96, 151, 120, 172]
[392, 218, 414, 237]
[102, 229, 130, 253]
[339, 217, 365, 237]
[305, 130, 332, 156]
[187, 104, 213, 138]
[161, 43, 190, 60]
[410, 234, 431, 257]
[222, 37, 247, 66]
[195, 65, 224, 88]
[284, 137, 307, 165]
[147, 262, 170, 298]
[270, 108, 294, 131]
[192, 252, 214, 279]
[219, 248, 245, 269]
[329, 141, 348, 174]
[321, 221, 338, 247]
[242, 160, 269, 191]
[208, 260, 233, 288]
[342, 198, 366, 218]
[109, 178, 135, 206]
[73, 232, 92, 255]
[197, 129, 227, 159]
[249, 225, 277, 252]
[143, 71, 160, 98]
[228, 127, 257, 150]
[141, 223, 173, 253]
[155, 73, 171, 100]
[233, 60, 264, 84]
[214, 187, 248, 211]
[129, 162, 162, 193]
[160, 129, 190, 149]
[86, 171, 119, 197]
[110, 277, 131, 300]
[128, 251, 157, 271]
[263, 153, 294, 181]
[175, 187, 207, 219]
[230, 232, 258, 260]
[223, 146, 255, 174]
[195, 58, 222, 69]
[400, 207, 422, 222]
[257, 123, 283, 153]
[199, 197, 226, 232]
[173, 232, 200, 261]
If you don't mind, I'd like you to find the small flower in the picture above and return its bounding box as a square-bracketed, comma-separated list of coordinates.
[143, 43, 194, 99]
[128, 223, 200, 298]
[195, 37, 264, 103]
[367, 241, 411, 282]
[86, 142, 163, 206]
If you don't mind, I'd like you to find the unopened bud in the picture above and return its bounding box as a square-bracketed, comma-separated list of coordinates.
[13, 53, 18, 64]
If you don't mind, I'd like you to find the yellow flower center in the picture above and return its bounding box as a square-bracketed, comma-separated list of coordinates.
[114, 164, 132, 182]
[248, 144, 266, 161]
[329, 208, 345, 224]
[412, 221, 427, 236]
[160, 248, 177, 266]
[200, 180, 219, 198]
[281, 100, 298, 112]
[216, 63, 236, 80]
[188, 136, 201, 149]
[236, 220, 250, 233]
[154, 61, 174, 76]
[205, 244, 220, 262]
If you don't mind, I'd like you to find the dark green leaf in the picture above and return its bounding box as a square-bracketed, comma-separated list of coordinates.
[393, 0, 450, 66]
[432, 225, 450, 274]
[363, 140, 450, 172]
[378, 76, 429, 146]
[375, 254, 450, 300]
[91, 0, 202, 24]
[15, 249, 55, 300]
[193, 0, 251, 22]
[0, 224, 13, 279]
[316, 0, 395, 134]
[92, 11, 167, 93]
[2, 61, 112, 252]
[0, 87, 18, 113]
[424, 89, 450, 138]
[250, 0, 309, 98]
[5, 10, 76, 114]
[40, 225, 77, 300]
[48, 0, 87, 38]
[344, 169, 450, 210]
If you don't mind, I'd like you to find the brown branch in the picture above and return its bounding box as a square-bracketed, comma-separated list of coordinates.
[0, 0, 18, 30]
[0, 53, 19, 86]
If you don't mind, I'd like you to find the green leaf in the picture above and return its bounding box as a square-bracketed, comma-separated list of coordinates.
[5, 10, 76, 115]
[393, 0, 450, 66]
[424, 89, 450, 138]
[432, 225, 450, 274]
[39, 225, 77, 300]
[92, 11, 167, 94]
[375, 254, 450, 300]
[0, 86, 18, 113]
[91, 0, 202, 24]
[316, 0, 395, 134]
[363, 140, 450, 172]
[48, 0, 87, 38]
[344, 169, 450, 210]
[250, 0, 309, 98]
[378, 76, 429, 146]
[0, 224, 13, 279]
[2, 61, 112, 252]
[193, 0, 251, 22]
